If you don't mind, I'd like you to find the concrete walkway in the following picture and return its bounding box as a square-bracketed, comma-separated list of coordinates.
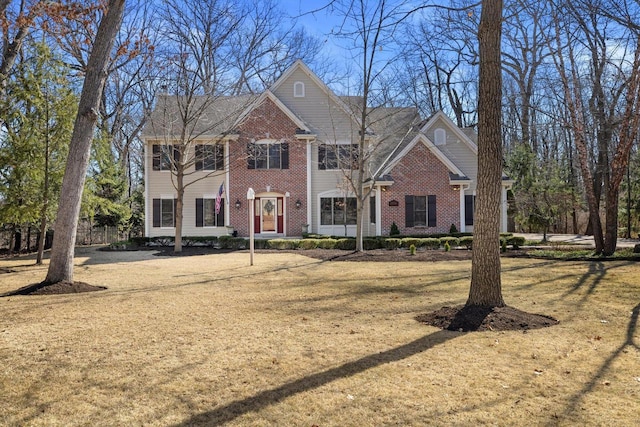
[513, 233, 639, 249]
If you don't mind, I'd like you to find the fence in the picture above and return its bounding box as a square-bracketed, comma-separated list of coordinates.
[0, 223, 130, 253]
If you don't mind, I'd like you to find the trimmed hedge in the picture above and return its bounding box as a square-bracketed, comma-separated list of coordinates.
[507, 236, 525, 249]
[267, 239, 299, 250]
[384, 238, 402, 250]
[459, 236, 473, 249]
[363, 238, 384, 250]
[419, 238, 441, 250]
[298, 239, 320, 249]
[439, 236, 460, 248]
[317, 238, 338, 249]
[335, 238, 356, 250]
[401, 238, 420, 249]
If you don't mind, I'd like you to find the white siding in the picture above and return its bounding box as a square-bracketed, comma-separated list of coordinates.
[145, 140, 228, 238]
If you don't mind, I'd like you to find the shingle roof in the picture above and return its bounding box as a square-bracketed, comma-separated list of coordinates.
[141, 94, 256, 139]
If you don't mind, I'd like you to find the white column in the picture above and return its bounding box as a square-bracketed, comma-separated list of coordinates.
[306, 140, 313, 231]
[376, 186, 382, 236]
[459, 186, 466, 233]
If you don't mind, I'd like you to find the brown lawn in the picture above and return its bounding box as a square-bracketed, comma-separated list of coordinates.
[1, 247, 639, 426]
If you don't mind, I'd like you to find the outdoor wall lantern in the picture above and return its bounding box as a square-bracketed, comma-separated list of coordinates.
[295, 199, 302, 209]
[235, 199, 242, 209]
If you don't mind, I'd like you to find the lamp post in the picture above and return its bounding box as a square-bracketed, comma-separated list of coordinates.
[247, 187, 255, 265]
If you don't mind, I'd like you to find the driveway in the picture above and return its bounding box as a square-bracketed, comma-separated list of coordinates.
[514, 233, 639, 248]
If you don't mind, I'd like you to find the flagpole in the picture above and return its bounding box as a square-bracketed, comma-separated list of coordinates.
[247, 188, 255, 266]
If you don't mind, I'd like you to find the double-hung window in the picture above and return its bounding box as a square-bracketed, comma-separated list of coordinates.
[405, 195, 437, 227]
[247, 140, 289, 169]
[152, 145, 179, 171]
[318, 144, 359, 170]
[152, 197, 176, 228]
[320, 197, 357, 225]
[195, 144, 224, 171]
[196, 197, 224, 227]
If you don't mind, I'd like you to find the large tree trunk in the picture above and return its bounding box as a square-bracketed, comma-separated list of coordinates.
[603, 189, 619, 255]
[466, 0, 505, 308]
[44, 0, 125, 284]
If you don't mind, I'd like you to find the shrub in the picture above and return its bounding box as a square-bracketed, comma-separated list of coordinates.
[384, 238, 402, 250]
[449, 223, 458, 234]
[409, 244, 416, 255]
[439, 236, 460, 248]
[500, 232, 513, 239]
[459, 236, 473, 249]
[634, 244, 640, 254]
[401, 238, 420, 249]
[501, 239, 507, 253]
[317, 238, 338, 249]
[507, 236, 525, 249]
[419, 238, 441, 250]
[130, 236, 150, 247]
[268, 239, 299, 250]
[218, 235, 246, 249]
[444, 241, 451, 252]
[363, 238, 384, 250]
[335, 238, 356, 250]
[254, 239, 269, 249]
[389, 222, 400, 236]
[298, 239, 320, 250]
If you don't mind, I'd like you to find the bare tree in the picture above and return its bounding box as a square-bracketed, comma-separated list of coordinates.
[150, 0, 247, 252]
[466, 0, 505, 307]
[43, 0, 126, 285]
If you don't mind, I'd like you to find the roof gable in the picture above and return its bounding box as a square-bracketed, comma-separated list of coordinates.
[380, 133, 465, 177]
[270, 60, 361, 131]
[235, 90, 310, 133]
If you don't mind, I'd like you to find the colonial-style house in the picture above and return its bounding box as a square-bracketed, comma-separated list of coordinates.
[142, 60, 513, 238]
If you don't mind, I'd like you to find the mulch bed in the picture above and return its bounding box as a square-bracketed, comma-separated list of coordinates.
[416, 305, 559, 332]
[1, 281, 106, 297]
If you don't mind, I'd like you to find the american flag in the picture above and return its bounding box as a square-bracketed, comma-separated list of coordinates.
[215, 182, 224, 214]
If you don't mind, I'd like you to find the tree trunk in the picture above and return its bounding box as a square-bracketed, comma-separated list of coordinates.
[603, 188, 619, 255]
[174, 167, 184, 253]
[44, 0, 126, 284]
[466, 0, 505, 308]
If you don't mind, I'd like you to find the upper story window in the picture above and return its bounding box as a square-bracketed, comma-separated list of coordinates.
[247, 140, 289, 170]
[293, 81, 305, 97]
[434, 128, 446, 146]
[318, 143, 359, 170]
[195, 144, 224, 171]
[152, 145, 180, 171]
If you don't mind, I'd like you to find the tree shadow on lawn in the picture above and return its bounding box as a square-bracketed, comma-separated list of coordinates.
[173, 329, 459, 426]
[559, 302, 640, 421]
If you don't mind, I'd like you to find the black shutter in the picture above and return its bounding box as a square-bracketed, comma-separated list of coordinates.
[152, 145, 160, 170]
[153, 198, 160, 227]
[216, 199, 225, 226]
[216, 144, 224, 170]
[173, 199, 177, 227]
[247, 143, 255, 169]
[405, 195, 414, 228]
[196, 198, 203, 227]
[465, 195, 473, 226]
[195, 145, 203, 171]
[428, 195, 437, 227]
[318, 145, 326, 170]
[281, 143, 289, 169]
[370, 196, 376, 223]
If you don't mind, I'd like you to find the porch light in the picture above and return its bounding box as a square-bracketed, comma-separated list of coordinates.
[295, 199, 302, 209]
[235, 199, 242, 209]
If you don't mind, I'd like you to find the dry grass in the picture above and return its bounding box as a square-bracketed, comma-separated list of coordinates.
[1, 247, 639, 426]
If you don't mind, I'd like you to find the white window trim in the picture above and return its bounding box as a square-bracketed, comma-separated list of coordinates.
[293, 81, 305, 97]
[202, 193, 219, 228]
[160, 194, 175, 229]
